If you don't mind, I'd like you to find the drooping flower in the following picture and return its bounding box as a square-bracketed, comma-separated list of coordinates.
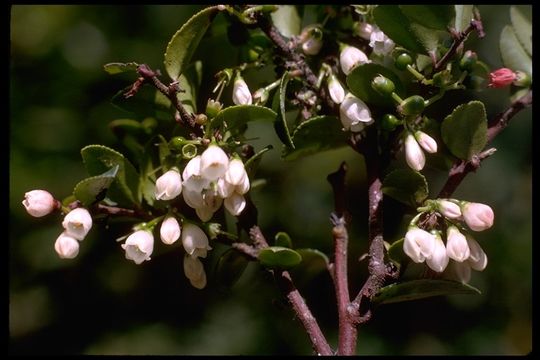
[461, 202, 494, 231]
[328, 74, 345, 104]
[404, 133, 426, 171]
[426, 232, 449, 272]
[436, 199, 462, 219]
[403, 226, 436, 263]
[183, 254, 207, 289]
[414, 131, 437, 154]
[181, 223, 212, 258]
[232, 77, 252, 105]
[22, 190, 57, 217]
[355, 22, 373, 40]
[446, 225, 470, 262]
[339, 93, 373, 132]
[488, 68, 517, 88]
[160, 216, 181, 245]
[225, 158, 248, 186]
[466, 235, 488, 271]
[121, 230, 154, 265]
[224, 192, 246, 216]
[62, 208, 93, 241]
[200, 145, 229, 181]
[155, 168, 182, 201]
[340, 46, 369, 75]
[369, 27, 395, 56]
[54, 232, 80, 259]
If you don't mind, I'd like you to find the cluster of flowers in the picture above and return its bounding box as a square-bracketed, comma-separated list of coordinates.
[22, 144, 250, 289]
[403, 199, 494, 283]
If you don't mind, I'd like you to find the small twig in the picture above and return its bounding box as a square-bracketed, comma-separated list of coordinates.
[437, 90, 532, 198]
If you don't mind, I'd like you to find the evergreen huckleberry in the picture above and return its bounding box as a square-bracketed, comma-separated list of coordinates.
[22, 189, 56, 217]
[403, 227, 436, 263]
[426, 232, 449, 272]
[232, 77, 252, 105]
[224, 192, 246, 216]
[181, 223, 211, 259]
[183, 254, 207, 289]
[414, 131, 438, 154]
[446, 225, 470, 262]
[300, 25, 323, 56]
[369, 27, 395, 56]
[62, 207, 93, 241]
[200, 145, 229, 181]
[404, 133, 426, 171]
[355, 22, 373, 40]
[54, 232, 80, 259]
[155, 168, 183, 201]
[339, 93, 373, 132]
[437, 199, 462, 219]
[224, 158, 248, 186]
[160, 216, 181, 245]
[449, 260, 472, 284]
[121, 230, 154, 265]
[488, 68, 517, 88]
[235, 174, 250, 195]
[328, 75, 345, 104]
[466, 235, 488, 271]
[339, 46, 369, 75]
[461, 202, 495, 231]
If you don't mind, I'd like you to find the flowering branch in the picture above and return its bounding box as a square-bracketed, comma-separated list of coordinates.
[438, 90, 532, 198]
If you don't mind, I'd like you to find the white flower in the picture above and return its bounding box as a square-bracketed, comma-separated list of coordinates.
[22, 190, 56, 217]
[217, 178, 234, 198]
[461, 202, 494, 232]
[225, 158, 248, 186]
[62, 208, 93, 241]
[121, 230, 154, 265]
[403, 227, 435, 263]
[449, 260, 472, 284]
[355, 22, 373, 40]
[232, 78, 252, 105]
[54, 232, 80, 259]
[181, 223, 212, 258]
[466, 235, 488, 271]
[414, 131, 437, 154]
[224, 192, 246, 216]
[182, 188, 204, 209]
[196, 206, 214, 222]
[437, 199, 462, 219]
[340, 46, 369, 75]
[200, 145, 229, 181]
[155, 169, 182, 201]
[183, 254, 207, 289]
[369, 27, 395, 56]
[235, 173, 250, 195]
[404, 133, 425, 171]
[182, 156, 210, 192]
[445, 226, 470, 262]
[339, 93, 373, 132]
[328, 75, 345, 104]
[426, 232, 449, 272]
[160, 216, 181, 245]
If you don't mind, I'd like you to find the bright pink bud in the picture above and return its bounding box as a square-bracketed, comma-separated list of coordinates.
[488, 68, 517, 88]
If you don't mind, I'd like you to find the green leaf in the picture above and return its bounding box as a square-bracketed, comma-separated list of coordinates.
[500, 25, 532, 75]
[270, 5, 301, 38]
[464, 60, 490, 90]
[400, 5, 454, 30]
[274, 232, 293, 248]
[410, 23, 446, 54]
[164, 6, 219, 81]
[176, 61, 202, 114]
[510, 6, 532, 56]
[215, 248, 249, 289]
[281, 116, 348, 161]
[211, 105, 277, 134]
[441, 101, 487, 160]
[416, 54, 433, 72]
[272, 72, 295, 148]
[103, 62, 139, 75]
[347, 63, 404, 107]
[387, 238, 405, 265]
[454, 5, 473, 33]
[73, 166, 119, 206]
[258, 246, 302, 269]
[109, 119, 144, 138]
[373, 5, 425, 54]
[245, 145, 273, 176]
[382, 168, 429, 207]
[81, 145, 141, 206]
[295, 248, 329, 272]
[372, 279, 481, 305]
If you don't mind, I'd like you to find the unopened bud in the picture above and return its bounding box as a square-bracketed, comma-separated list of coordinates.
[436, 199, 462, 219]
[232, 77, 252, 105]
[54, 232, 80, 259]
[206, 99, 223, 118]
[371, 75, 395, 97]
[461, 202, 494, 232]
[327, 75, 345, 104]
[253, 88, 269, 104]
[394, 52, 413, 71]
[459, 50, 477, 71]
[380, 114, 401, 131]
[22, 190, 57, 217]
[404, 133, 425, 171]
[414, 131, 437, 154]
[513, 71, 532, 87]
[488, 68, 517, 88]
[399, 95, 426, 116]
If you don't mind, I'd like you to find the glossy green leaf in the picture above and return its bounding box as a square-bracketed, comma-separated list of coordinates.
[296, 248, 329, 272]
[109, 119, 144, 138]
[416, 54, 433, 72]
[270, 5, 301, 38]
[510, 6, 532, 56]
[164, 6, 219, 81]
[382, 168, 429, 207]
[211, 105, 277, 134]
[81, 145, 140, 206]
[274, 232, 292, 248]
[177, 61, 202, 114]
[410, 23, 445, 54]
[387, 238, 405, 264]
[373, 5, 425, 54]
[441, 101, 487, 160]
[500, 25, 532, 75]
[454, 5, 473, 32]
[400, 5, 453, 30]
[258, 246, 302, 269]
[245, 145, 273, 176]
[272, 72, 295, 148]
[215, 248, 249, 289]
[73, 166, 119, 206]
[282, 116, 348, 161]
[373, 279, 481, 305]
[103, 62, 139, 75]
[347, 63, 404, 107]
[464, 60, 490, 90]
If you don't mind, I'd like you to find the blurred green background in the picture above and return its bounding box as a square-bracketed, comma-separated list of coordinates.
[10, 5, 531, 355]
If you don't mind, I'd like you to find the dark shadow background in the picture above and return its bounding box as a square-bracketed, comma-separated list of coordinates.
[10, 5, 532, 355]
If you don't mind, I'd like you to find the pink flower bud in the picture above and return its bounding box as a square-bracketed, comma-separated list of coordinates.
[232, 78, 252, 105]
[225, 159, 248, 186]
[328, 75, 345, 104]
[437, 199, 462, 219]
[466, 235, 488, 271]
[461, 202, 494, 231]
[404, 134, 425, 171]
[414, 131, 437, 154]
[183, 254, 207, 289]
[62, 208, 93, 241]
[404, 227, 435, 263]
[22, 190, 56, 217]
[54, 232, 80, 259]
[446, 226, 470, 262]
[426, 232, 449, 272]
[340, 46, 369, 75]
[488, 68, 517, 88]
[355, 22, 373, 40]
[155, 169, 182, 201]
[160, 216, 181, 245]
[200, 145, 229, 181]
